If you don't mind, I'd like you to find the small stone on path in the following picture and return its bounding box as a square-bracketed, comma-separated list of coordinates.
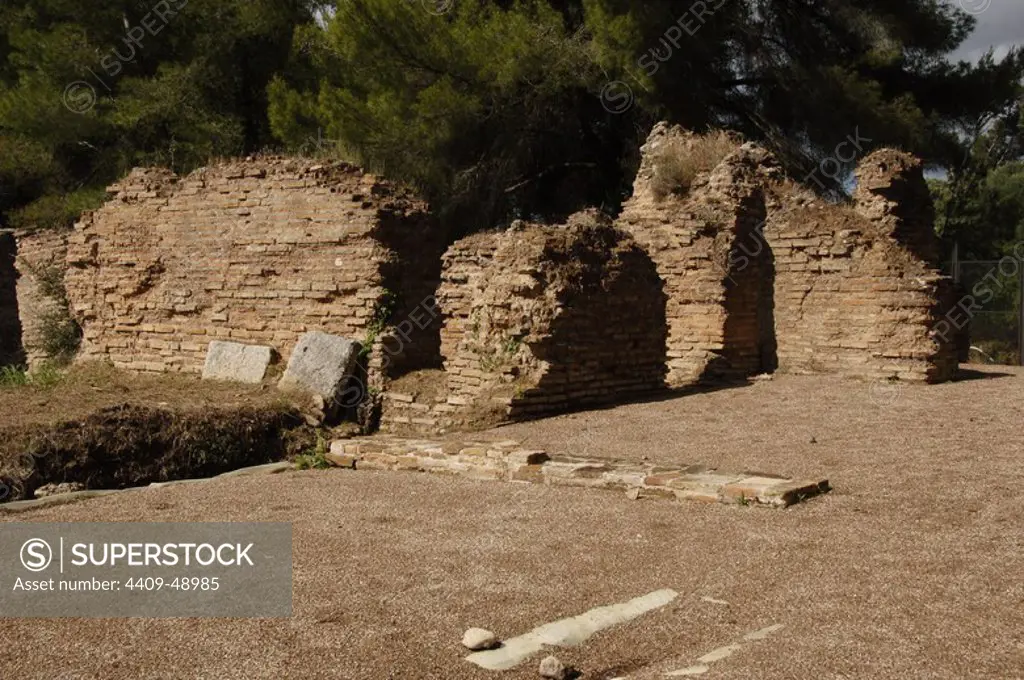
[539, 655, 569, 679]
[462, 627, 498, 651]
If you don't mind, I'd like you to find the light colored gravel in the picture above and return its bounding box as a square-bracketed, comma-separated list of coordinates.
[2, 367, 1023, 679]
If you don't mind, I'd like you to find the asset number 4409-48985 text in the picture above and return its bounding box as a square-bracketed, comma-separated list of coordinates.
[126, 577, 220, 591]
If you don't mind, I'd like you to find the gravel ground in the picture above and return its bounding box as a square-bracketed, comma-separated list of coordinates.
[2, 367, 1024, 679]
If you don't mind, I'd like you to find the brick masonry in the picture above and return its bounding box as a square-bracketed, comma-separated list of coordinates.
[381, 210, 669, 433]
[326, 435, 831, 508]
[10, 127, 957, 433]
[617, 123, 957, 387]
[64, 159, 444, 376]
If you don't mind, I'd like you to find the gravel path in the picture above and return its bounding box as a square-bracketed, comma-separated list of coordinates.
[2, 367, 1023, 679]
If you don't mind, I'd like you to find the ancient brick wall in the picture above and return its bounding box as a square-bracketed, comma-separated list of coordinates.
[381, 211, 668, 433]
[12, 229, 72, 368]
[65, 159, 442, 375]
[0, 231, 23, 366]
[618, 123, 957, 386]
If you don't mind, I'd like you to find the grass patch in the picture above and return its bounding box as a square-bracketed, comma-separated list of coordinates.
[294, 433, 331, 470]
[0, 363, 64, 389]
[651, 131, 737, 201]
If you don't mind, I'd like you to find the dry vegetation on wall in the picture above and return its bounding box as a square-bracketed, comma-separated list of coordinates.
[650, 130, 738, 200]
[619, 123, 957, 387]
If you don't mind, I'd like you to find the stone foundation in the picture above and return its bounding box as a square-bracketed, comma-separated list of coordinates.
[326, 435, 831, 508]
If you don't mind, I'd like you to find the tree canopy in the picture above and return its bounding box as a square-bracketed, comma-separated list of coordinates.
[2, 0, 1022, 243]
[0, 0, 320, 230]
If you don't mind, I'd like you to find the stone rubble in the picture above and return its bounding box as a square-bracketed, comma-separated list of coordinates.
[201, 340, 273, 384]
[539, 655, 570, 680]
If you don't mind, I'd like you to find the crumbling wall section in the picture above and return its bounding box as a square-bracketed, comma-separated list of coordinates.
[617, 125, 775, 385]
[618, 123, 957, 385]
[65, 159, 440, 375]
[382, 211, 668, 433]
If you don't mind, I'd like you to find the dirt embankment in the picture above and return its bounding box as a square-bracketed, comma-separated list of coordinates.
[0, 362, 315, 501]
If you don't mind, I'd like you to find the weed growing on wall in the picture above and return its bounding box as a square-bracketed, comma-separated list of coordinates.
[19, 259, 82, 364]
[651, 132, 737, 200]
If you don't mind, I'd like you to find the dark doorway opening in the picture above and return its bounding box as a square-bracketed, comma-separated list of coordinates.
[0, 232, 25, 367]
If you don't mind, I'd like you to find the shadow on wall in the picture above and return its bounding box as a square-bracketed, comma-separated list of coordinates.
[505, 219, 670, 418]
[0, 232, 25, 367]
[705, 190, 778, 381]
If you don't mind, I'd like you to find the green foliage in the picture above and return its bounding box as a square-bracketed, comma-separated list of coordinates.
[0, 362, 64, 389]
[0, 366, 29, 388]
[0, 0, 321, 229]
[361, 288, 398, 358]
[18, 257, 81, 363]
[269, 0, 638, 233]
[932, 105, 1024, 261]
[267, 0, 1023, 232]
[294, 432, 331, 470]
[37, 308, 82, 364]
[478, 335, 523, 372]
[6, 188, 107, 232]
[3, 0, 1022, 255]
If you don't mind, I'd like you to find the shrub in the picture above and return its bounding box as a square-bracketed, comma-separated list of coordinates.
[17, 259, 82, 364]
[294, 432, 331, 470]
[651, 131, 738, 200]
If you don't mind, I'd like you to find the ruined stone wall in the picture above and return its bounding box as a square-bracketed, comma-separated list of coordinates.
[382, 211, 668, 433]
[0, 232, 22, 366]
[13, 229, 71, 368]
[618, 123, 957, 385]
[764, 159, 957, 382]
[617, 127, 773, 384]
[66, 159, 441, 375]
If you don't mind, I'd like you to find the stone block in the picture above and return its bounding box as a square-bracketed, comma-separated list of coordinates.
[201, 341, 273, 384]
[278, 331, 361, 402]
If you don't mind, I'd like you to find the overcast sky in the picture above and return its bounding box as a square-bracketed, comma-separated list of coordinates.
[950, 0, 1024, 62]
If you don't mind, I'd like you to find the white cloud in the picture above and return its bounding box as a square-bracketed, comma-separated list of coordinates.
[949, 0, 1024, 63]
